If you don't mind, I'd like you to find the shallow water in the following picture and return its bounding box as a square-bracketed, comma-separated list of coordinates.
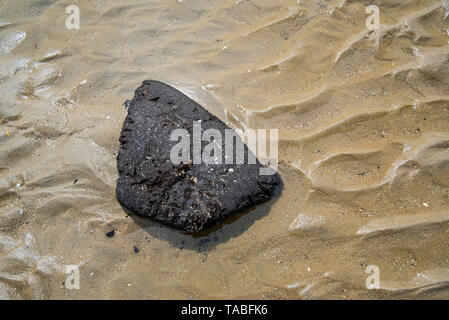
[0, 0, 449, 299]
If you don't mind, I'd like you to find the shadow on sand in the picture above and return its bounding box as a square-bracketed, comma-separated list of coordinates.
[125, 184, 282, 253]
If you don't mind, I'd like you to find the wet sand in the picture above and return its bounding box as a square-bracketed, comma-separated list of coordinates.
[0, 0, 448, 299]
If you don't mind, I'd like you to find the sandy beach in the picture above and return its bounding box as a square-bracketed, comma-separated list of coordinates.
[0, 0, 448, 299]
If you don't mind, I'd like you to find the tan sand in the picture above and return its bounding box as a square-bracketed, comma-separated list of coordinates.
[0, 0, 448, 299]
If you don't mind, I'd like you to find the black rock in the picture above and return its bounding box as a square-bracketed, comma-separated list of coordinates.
[133, 246, 139, 254]
[106, 229, 115, 238]
[116, 80, 282, 233]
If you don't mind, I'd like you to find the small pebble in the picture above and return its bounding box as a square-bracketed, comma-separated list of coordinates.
[124, 100, 132, 108]
[106, 229, 115, 238]
[133, 246, 139, 254]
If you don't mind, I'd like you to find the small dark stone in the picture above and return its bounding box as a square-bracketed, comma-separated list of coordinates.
[133, 246, 139, 253]
[106, 229, 115, 238]
[124, 100, 132, 109]
[116, 80, 282, 233]
[74, 179, 78, 184]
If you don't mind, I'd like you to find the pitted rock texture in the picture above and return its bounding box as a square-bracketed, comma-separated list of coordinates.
[116, 80, 282, 233]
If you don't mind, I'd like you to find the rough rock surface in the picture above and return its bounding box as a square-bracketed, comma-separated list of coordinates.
[116, 80, 282, 233]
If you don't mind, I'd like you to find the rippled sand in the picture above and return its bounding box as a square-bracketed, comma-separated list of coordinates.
[0, 0, 449, 299]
